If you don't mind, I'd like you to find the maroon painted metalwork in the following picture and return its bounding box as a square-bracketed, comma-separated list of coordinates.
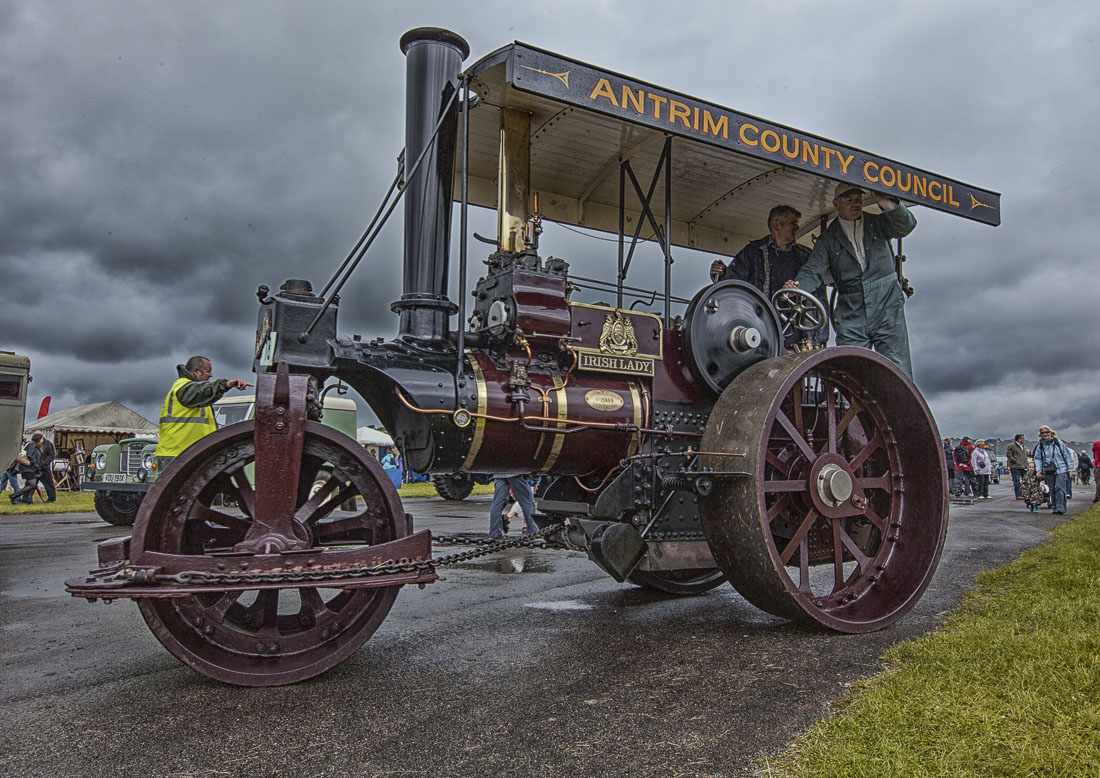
[567, 305, 663, 358]
[65, 409, 426, 686]
[513, 271, 571, 342]
[462, 352, 643, 475]
[651, 330, 711, 404]
[237, 366, 310, 554]
[135, 421, 414, 685]
[699, 347, 947, 632]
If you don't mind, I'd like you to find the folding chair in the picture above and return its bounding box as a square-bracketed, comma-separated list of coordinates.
[52, 460, 72, 491]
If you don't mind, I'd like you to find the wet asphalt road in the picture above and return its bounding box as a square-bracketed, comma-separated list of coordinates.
[0, 481, 1089, 778]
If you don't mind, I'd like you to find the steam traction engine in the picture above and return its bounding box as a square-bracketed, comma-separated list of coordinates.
[67, 28, 1001, 685]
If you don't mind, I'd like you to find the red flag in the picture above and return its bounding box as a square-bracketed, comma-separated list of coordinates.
[36, 396, 51, 419]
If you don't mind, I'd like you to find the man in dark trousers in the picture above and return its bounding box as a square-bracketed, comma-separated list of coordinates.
[1006, 434, 1030, 500]
[488, 475, 536, 539]
[31, 429, 57, 502]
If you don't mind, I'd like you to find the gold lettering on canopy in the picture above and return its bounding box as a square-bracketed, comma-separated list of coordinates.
[573, 69, 994, 220]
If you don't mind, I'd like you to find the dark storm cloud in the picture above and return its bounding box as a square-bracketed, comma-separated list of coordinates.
[4, 0, 1099, 440]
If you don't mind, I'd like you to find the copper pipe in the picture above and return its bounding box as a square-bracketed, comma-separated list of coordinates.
[573, 466, 621, 493]
[395, 387, 453, 415]
[514, 334, 533, 367]
[531, 370, 571, 407]
[517, 399, 625, 433]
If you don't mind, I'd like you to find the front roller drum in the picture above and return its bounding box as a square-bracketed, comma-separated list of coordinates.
[129, 420, 415, 685]
[699, 347, 947, 632]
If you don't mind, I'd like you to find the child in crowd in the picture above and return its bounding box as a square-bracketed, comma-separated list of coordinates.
[1020, 460, 1045, 513]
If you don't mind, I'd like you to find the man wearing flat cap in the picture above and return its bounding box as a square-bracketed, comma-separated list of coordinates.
[785, 182, 917, 378]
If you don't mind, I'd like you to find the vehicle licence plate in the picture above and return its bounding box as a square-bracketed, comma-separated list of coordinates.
[102, 473, 127, 483]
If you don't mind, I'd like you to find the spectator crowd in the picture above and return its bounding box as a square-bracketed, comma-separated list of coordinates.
[942, 429, 1100, 515]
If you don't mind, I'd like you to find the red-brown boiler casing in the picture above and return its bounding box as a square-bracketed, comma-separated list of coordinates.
[458, 352, 645, 476]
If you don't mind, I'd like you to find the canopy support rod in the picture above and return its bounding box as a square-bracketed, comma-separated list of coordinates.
[617, 137, 674, 325]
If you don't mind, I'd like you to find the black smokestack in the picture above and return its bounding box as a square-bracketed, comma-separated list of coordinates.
[392, 27, 469, 345]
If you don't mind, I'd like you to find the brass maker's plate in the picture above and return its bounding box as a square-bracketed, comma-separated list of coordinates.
[584, 389, 625, 412]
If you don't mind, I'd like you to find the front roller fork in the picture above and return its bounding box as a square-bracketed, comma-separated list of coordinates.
[66, 362, 435, 686]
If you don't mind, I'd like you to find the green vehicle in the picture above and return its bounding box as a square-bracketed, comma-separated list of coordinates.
[1, 352, 32, 468]
[83, 435, 158, 524]
[84, 393, 357, 525]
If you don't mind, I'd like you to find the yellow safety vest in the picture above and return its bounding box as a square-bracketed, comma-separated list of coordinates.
[156, 377, 217, 457]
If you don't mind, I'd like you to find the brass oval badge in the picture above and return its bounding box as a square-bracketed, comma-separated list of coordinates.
[584, 389, 624, 412]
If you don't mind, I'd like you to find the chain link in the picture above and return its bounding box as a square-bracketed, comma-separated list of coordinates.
[140, 523, 565, 588]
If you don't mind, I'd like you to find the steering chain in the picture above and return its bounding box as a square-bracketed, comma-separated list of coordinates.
[115, 523, 568, 587]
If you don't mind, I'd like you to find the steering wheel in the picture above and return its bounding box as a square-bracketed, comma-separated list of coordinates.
[770, 287, 828, 336]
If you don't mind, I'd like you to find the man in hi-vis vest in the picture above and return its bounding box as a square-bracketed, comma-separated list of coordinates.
[156, 356, 251, 469]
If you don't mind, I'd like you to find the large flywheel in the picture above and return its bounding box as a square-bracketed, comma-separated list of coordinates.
[698, 347, 947, 632]
[131, 420, 407, 685]
[682, 280, 784, 394]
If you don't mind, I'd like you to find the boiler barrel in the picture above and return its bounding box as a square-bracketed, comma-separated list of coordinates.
[457, 353, 643, 476]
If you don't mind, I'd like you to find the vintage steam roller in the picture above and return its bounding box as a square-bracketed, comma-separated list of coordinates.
[68, 28, 1001, 685]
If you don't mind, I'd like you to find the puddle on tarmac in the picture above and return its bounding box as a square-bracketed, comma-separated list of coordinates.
[451, 556, 552, 574]
[52, 520, 102, 525]
[524, 600, 593, 611]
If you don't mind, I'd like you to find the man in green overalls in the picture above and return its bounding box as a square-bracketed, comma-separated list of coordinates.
[785, 182, 917, 378]
[155, 356, 251, 469]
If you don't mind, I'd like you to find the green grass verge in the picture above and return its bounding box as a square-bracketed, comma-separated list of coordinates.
[398, 481, 493, 499]
[0, 490, 95, 515]
[763, 504, 1100, 778]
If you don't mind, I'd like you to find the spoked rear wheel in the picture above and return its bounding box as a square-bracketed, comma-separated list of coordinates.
[132, 421, 405, 685]
[699, 347, 947, 632]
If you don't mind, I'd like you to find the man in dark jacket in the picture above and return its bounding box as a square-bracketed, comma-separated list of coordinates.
[786, 183, 917, 378]
[1006, 434, 1030, 500]
[943, 437, 955, 488]
[710, 205, 828, 349]
[31, 429, 56, 502]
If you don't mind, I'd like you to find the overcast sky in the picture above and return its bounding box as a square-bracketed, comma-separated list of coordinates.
[4, 0, 1099, 445]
